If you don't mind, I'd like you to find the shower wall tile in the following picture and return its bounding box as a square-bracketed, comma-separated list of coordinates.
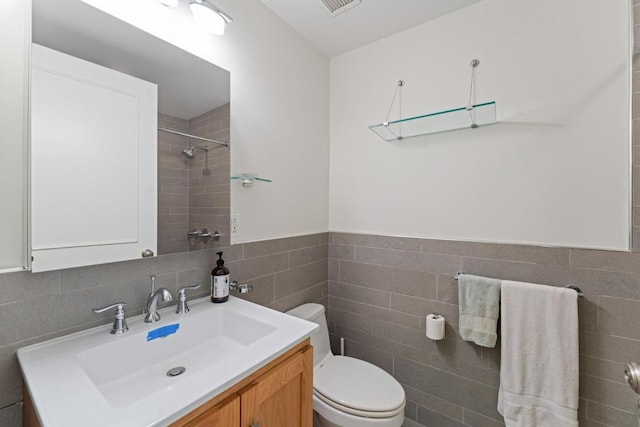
[158, 113, 190, 255]
[327, 232, 640, 427]
[187, 103, 231, 251]
[0, 233, 327, 421]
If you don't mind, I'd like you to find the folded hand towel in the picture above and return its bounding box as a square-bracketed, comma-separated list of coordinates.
[497, 280, 579, 427]
[458, 274, 501, 348]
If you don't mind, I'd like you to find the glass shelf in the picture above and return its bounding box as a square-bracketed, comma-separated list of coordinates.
[230, 173, 272, 187]
[369, 101, 496, 142]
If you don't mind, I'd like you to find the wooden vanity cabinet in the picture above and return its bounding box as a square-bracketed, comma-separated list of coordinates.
[170, 339, 313, 427]
[180, 394, 240, 427]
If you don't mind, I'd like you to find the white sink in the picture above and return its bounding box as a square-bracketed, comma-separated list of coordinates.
[18, 296, 317, 427]
[76, 306, 276, 408]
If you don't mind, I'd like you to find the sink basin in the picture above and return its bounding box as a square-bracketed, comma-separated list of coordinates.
[76, 307, 276, 408]
[18, 296, 317, 427]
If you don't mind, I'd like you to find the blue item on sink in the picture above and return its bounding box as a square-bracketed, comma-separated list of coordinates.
[146, 323, 180, 341]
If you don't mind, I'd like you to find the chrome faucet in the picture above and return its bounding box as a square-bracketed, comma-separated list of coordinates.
[144, 275, 173, 323]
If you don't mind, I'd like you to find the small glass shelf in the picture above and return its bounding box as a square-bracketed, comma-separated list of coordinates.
[369, 101, 496, 142]
[230, 173, 272, 187]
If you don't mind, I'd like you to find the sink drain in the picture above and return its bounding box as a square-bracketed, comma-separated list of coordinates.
[166, 366, 186, 377]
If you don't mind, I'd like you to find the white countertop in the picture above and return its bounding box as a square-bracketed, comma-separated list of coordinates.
[18, 296, 317, 427]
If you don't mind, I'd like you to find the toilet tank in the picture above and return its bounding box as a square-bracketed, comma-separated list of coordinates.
[286, 303, 332, 367]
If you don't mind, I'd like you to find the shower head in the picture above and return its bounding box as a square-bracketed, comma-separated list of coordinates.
[181, 145, 209, 159]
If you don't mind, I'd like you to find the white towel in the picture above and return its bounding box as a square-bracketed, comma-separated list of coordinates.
[497, 280, 579, 427]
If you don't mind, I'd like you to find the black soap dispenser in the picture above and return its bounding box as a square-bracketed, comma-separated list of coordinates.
[211, 251, 230, 303]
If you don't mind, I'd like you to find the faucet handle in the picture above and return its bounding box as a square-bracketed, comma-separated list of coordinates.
[176, 284, 201, 314]
[92, 302, 128, 335]
[92, 302, 126, 314]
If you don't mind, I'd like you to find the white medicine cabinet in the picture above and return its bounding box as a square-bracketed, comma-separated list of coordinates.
[30, 44, 157, 272]
[0, 0, 232, 274]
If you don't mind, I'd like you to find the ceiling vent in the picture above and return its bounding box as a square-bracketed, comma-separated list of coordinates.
[319, 0, 362, 17]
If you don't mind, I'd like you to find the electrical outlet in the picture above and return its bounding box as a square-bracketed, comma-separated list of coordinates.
[231, 214, 240, 240]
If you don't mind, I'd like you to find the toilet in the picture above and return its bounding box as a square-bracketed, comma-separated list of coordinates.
[286, 303, 405, 427]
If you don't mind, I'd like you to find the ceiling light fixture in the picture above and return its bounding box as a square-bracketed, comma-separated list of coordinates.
[189, 0, 233, 36]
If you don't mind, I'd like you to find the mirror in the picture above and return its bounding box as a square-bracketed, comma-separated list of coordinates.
[32, 0, 231, 257]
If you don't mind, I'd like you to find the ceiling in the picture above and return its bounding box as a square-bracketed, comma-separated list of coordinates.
[260, 0, 484, 57]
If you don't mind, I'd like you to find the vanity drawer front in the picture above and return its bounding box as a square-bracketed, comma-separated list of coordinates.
[182, 394, 240, 427]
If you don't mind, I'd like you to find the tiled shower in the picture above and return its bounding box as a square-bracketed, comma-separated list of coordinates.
[157, 103, 230, 255]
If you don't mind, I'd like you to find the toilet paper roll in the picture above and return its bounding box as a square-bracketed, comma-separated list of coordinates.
[426, 314, 445, 340]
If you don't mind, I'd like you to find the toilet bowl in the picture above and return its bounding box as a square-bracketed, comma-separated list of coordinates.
[286, 303, 405, 427]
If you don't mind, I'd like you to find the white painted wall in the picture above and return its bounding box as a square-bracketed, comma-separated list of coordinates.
[82, 0, 330, 243]
[329, 0, 631, 250]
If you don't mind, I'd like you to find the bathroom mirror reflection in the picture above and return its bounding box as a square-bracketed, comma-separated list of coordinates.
[33, 0, 231, 257]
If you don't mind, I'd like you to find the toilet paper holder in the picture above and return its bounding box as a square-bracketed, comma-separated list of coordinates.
[426, 313, 445, 342]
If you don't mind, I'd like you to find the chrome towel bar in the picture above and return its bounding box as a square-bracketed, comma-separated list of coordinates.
[454, 272, 583, 297]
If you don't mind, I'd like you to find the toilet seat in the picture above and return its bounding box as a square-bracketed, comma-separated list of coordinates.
[313, 356, 405, 418]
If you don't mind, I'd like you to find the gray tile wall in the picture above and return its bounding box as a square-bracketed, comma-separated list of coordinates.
[158, 113, 190, 255]
[327, 233, 640, 427]
[158, 103, 231, 256]
[187, 103, 231, 251]
[0, 233, 327, 426]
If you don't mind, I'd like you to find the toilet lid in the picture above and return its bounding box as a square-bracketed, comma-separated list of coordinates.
[314, 356, 405, 414]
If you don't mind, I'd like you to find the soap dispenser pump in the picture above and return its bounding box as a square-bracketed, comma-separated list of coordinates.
[211, 251, 230, 303]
